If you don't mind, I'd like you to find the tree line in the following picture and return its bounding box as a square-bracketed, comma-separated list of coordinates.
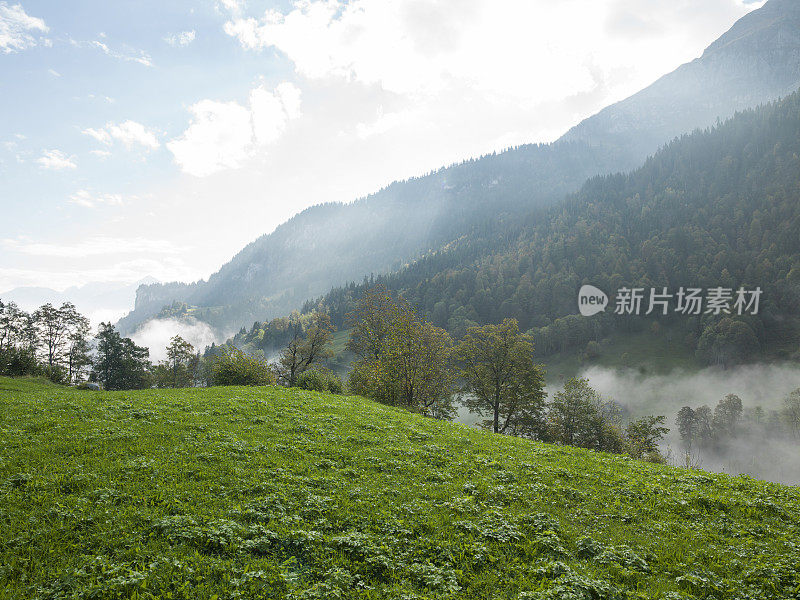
[0, 299, 91, 384]
[2, 291, 671, 461]
[212, 286, 670, 461]
[676, 390, 800, 454]
[1, 299, 206, 390]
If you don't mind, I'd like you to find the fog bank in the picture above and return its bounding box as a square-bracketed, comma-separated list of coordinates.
[577, 363, 800, 485]
[130, 318, 220, 363]
[576, 363, 800, 417]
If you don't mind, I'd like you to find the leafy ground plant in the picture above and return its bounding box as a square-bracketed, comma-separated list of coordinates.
[0, 376, 798, 599]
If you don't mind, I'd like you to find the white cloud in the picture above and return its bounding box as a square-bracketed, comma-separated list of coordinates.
[167, 82, 301, 177]
[106, 121, 159, 149]
[356, 108, 413, 140]
[168, 100, 252, 177]
[68, 189, 125, 208]
[36, 149, 76, 170]
[82, 120, 160, 150]
[0, 258, 195, 294]
[217, 0, 243, 15]
[0, 2, 48, 53]
[222, 0, 758, 107]
[47, 68, 60, 77]
[165, 29, 196, 47]
[2, 235, 185, 258]
[90, 149, 112, 159]
[83, 127, 111, 144]
[93, 39, 152, 66]
[69, 37, 153, 66]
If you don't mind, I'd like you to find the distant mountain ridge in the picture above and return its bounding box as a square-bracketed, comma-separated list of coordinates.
[562, 0, 800, 161]
[118, 0, 800, 336]
[2, 277, 158, 323]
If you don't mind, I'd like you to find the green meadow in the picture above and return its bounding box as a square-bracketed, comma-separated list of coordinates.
[1, 377, 798, 599]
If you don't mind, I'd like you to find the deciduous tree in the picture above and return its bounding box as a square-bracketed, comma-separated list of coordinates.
[348, 287, 455, 418]
[166, 335, 195, 388]
[455, 319, 546, 435]
[93, 323, 151, 390]
[277, 312, 335, 386]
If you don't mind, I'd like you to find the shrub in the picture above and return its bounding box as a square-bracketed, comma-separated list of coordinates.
[296, 367, 343, 394]
[40, 364, 67, 385]
[0, 347, 39, 377]
[211, 347, 276, 386]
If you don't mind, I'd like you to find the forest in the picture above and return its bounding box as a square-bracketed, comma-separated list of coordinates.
[218, 92, 800, 368]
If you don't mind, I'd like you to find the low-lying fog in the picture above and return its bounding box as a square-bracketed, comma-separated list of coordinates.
[130, 318, 220, 363]
[456, 363, 800, 485]
[582, 364, 800, 485]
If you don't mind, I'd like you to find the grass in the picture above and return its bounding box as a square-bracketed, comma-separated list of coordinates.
[1, 376, 798, 599]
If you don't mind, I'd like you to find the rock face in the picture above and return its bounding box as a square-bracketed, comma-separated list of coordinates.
[120, 0, 800, 335]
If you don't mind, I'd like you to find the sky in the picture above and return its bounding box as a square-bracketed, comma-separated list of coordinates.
[0, 0, 765, 305]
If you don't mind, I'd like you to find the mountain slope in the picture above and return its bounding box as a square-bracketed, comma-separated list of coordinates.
[3, 377, 799, 598]
[261, 89, 800, 368]
[119, 0, 800, 336]
[563, 0, 800, 161]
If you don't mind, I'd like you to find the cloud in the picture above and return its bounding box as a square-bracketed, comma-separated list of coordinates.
[576, 364, 800, 417]
[167, 82, 301, 177]
[221, 0, 595, 101]
[83, 120, 160, 150]
[83, 127, 111, 145]
[0, 2, 48, 53]
[165, 30, 196, 47]
[217, 0, 243, 15]
[355, 108, 413, 140]
[221, 0, 758, 107]
[68, 189, 124, 208]
[106, 121, 160, 149]
[36, 149, 76, 170]
[0, 258, 196, 294]
[47, 68, 60, 77]
[69, 37, 152, 67]
[569, 363, 800, 485]
[92, 39, 152, 66]
[2, 235, 186, 258]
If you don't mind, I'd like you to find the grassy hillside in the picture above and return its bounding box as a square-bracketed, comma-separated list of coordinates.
[1, 377, 798, 599]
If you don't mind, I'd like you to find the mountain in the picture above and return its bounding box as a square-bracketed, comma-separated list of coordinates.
[118, 0, 800, 336]
[241, 90, 800, 370]
[1, 277, 159, 324]
[562, 0, 800, 162]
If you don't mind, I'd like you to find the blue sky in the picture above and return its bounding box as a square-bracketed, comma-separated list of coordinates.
[0, 0, 763, 312]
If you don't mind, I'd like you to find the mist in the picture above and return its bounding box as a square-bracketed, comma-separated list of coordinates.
[453, 363, 800, 484]
[573, 364, 800, 485]
[575, 363, 800, 416]
[130, 318, 220, 363]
